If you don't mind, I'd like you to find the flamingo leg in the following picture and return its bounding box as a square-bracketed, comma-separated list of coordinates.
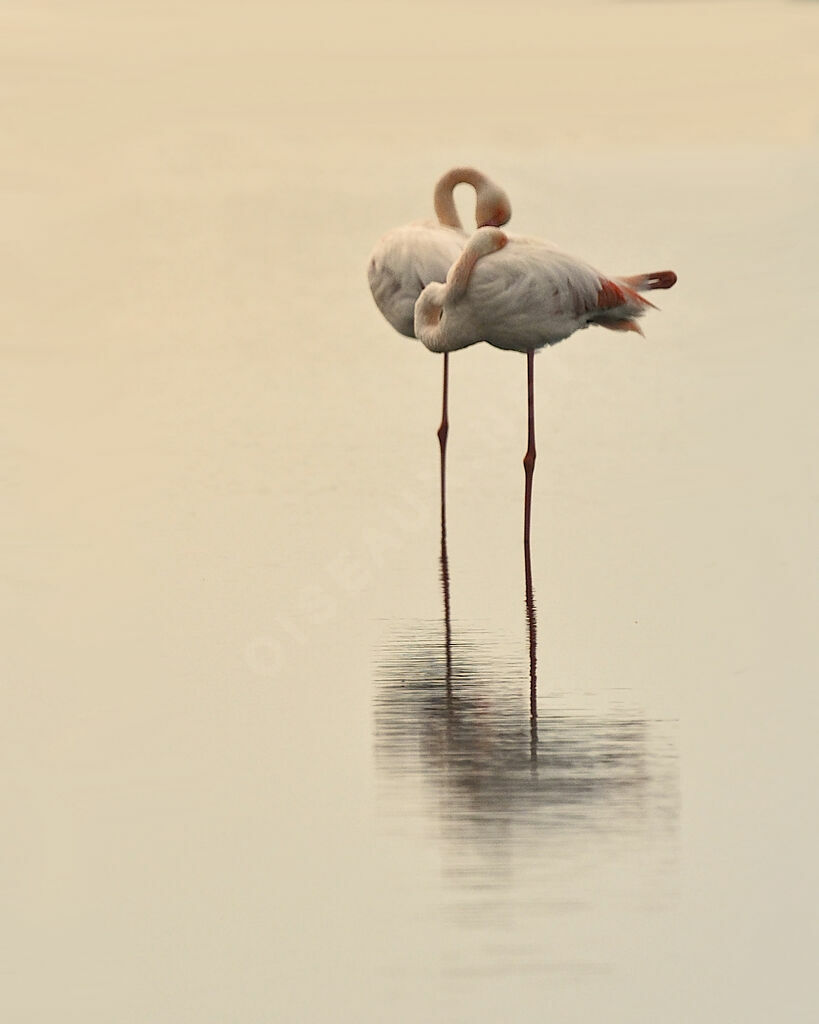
[437, 352, 449, 454]
[523, 348, 538, 728]
[523, 348, 536, 551]
[437, 351, 449, 543]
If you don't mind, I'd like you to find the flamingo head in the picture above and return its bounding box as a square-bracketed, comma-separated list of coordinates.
[414, 282, 449, 351]
[466, 225, 509, 256]
[434, 167, 513, 230]
[475, 181, 512, 228]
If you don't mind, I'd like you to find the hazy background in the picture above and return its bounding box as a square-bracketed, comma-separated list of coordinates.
[2, 2, 818, 1021]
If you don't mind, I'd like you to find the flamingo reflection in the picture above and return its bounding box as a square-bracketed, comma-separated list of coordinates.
[375, 440, 677, 860]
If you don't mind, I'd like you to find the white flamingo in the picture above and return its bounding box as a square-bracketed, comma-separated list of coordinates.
[414, 226, 677, 546]
[367, 168, 512, 459]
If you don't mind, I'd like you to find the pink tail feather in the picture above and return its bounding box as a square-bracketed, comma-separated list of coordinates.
[600, 318, 644, 336]
[592, 270, 676, 337]
[597, 278, 656, 312]
[619, 270, 677, 292]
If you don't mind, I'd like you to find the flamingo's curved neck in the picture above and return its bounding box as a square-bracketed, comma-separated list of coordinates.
[446, 245, 483, 301]
[433, 167, 486, 229]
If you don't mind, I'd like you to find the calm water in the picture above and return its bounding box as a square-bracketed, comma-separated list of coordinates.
[3, 2, 818, 1021]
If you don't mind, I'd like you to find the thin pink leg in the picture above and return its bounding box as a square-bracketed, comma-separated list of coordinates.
[523, 349, 538, 724]
[437, 351, 450, 547]
[437, 353, 449, 462]
[523, 349, 536, 552]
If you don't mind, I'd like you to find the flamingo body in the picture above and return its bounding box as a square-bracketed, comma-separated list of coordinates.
[414, 228, 676, 354]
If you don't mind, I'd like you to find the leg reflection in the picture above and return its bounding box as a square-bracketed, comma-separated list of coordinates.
[525, 528, 538, 760]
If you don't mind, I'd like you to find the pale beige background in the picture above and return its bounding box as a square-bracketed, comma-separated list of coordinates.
[2, 2, 818, 1022]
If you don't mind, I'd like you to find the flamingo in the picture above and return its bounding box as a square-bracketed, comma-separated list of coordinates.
[414, 226, 677, 549]
[367, 168, 512, 480]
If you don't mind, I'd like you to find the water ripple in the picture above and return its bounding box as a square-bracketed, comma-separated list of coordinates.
[374, 624, 678, 858]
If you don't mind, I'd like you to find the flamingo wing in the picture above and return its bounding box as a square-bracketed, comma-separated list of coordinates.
[467, 239, 659, 347]
[461, 240, 605, 349]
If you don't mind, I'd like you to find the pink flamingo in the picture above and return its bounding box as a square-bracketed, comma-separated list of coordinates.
[414, 226, 677, 548]
[367, 168, 512, 461]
